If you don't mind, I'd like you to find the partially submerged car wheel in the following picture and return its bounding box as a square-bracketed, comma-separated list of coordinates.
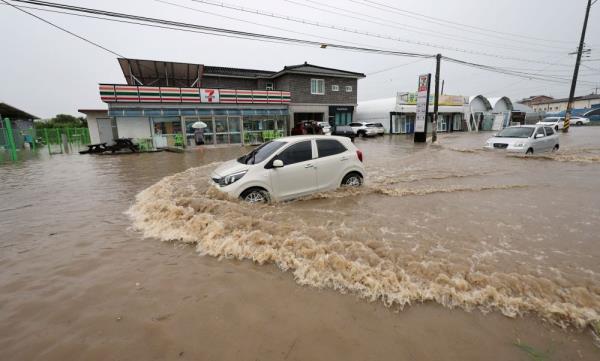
[342, 172, 363, 187]
[240, 188, 270, 204]
[576, 121, 583, 126]
[526, 148, 534, 155]
[552, 145, 559, 152]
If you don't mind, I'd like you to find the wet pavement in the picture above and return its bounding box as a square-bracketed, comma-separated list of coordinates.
[1, 127, 599, 360]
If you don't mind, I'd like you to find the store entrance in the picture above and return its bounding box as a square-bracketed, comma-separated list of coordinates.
[294, 112, 323, 125]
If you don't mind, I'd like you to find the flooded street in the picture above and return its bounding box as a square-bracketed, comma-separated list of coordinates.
[1, 128, 599, 360]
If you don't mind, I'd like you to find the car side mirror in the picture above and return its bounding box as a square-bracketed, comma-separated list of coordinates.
[535, 133, 545, 139]
[272, 159, 284, 168]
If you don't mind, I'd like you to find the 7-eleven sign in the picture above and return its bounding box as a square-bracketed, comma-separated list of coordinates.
[200, 88, 220, 103]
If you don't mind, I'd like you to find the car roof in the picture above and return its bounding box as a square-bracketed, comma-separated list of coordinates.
[276, 135, 351, 142]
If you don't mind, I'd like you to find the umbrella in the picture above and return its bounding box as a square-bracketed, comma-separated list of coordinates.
[191, 121, 208, 129]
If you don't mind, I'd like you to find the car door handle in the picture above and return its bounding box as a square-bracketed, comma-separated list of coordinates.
[340, 156, 349, 161]
[304, 164, 314, 168]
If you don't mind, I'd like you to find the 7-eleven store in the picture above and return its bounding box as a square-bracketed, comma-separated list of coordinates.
[95, 84, 291, 148]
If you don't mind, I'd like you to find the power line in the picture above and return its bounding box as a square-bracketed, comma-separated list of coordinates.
[7, 1, 596, 87]
[443, 56, 597, 86]
[286, 0, 571, 54]
[185, 0, 575, 66]
[348, 0, 583, 46]
[4, 3, 304, 47]
[10, 0, 433, 58]
[366, 58, 429, 75]
[0, 0, 125, 57]
[155, 0, 411, 51]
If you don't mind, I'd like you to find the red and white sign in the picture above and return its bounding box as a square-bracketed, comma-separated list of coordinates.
[415, 74, 431, 133]
[200, 89, 220, 103]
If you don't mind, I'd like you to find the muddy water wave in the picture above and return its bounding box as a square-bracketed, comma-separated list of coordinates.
[128, 161, 600, 330]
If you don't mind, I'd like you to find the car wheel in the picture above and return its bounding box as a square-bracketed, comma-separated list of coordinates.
[341, 172, 363, 187]
[240, 188, 270, 204]
[576, 121, 583, 126]
[552, 145, 559, 152]
[554, 125, 559, 131]
[526, 148, 534, 155]
[357, 130, 365, 138]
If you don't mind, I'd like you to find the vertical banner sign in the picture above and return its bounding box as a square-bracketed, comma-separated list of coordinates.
[414, 74, 431, 143]
[200, 89, 220, 103]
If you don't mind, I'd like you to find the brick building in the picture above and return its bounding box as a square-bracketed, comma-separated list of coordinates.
[88, 58, 365, 148]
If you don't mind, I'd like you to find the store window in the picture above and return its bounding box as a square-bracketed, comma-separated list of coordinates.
[265, 82, 274, 90]
[345, 85, 353, 92]
[311, 79, 324, 95]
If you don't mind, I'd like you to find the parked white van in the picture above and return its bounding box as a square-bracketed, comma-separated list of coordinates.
[211, 135, 365, 203]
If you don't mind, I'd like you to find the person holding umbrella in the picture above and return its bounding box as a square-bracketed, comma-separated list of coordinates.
[192, 121, 207, 145]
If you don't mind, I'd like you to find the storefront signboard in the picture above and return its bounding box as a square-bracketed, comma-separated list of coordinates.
[200, 89, 220, 103]
[414, 74, 431, 141]
[399, 92, 466, 106]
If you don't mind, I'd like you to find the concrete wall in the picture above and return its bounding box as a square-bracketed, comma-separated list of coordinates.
[275, 74, 358, 104]
[83, 110, 108, 144]
[115, 117, 152, 139]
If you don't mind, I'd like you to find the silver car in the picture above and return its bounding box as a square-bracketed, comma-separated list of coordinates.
[484, 125, 559, 154]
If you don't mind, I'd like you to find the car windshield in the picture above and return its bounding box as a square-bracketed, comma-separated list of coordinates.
[496, 127, 534, 138]
[237, 141, 286, 165]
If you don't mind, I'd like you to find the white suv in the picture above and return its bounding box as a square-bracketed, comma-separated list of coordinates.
[349, 122, 379, 137]
[211, 135, 365, 203]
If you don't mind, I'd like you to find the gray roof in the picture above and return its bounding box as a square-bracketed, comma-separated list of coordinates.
[277, 62, 366, 78]
[0, 102, 38, 120]
[117, 58, 365, 86]
[202, 66, 276, 78]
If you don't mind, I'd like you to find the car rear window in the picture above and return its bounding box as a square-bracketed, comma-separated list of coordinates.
[317, 139, 347, 158]
[277, 140, 312, 165]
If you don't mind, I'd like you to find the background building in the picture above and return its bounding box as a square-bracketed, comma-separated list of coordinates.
[0, 102, 38, 149]
[356, 93, 513, 134]
[527, 94, 600, 113]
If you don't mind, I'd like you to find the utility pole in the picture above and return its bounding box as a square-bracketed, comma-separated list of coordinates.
[564, 0, 592, 133]
[432, 53, 441, 143]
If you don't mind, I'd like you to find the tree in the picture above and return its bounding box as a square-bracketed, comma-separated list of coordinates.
[35, 114, 87, 129]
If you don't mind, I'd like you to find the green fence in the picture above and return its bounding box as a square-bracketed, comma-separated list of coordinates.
[1, 117, 90, 162]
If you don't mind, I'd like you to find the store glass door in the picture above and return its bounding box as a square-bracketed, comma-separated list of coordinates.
[214, 116, 228, 144]
[228, 116, 242, 144]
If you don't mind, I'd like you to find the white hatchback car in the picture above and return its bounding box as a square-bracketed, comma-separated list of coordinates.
[484, 125, 559, 154]
[211, 135, 365, 203]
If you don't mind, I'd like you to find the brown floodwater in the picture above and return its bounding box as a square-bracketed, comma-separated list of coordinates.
[1, 127, 599, 360]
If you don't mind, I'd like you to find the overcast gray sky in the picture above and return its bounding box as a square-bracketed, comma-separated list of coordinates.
[1, 0, 599, 118]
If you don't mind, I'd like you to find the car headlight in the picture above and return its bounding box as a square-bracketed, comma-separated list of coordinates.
[219, 170, 247, 187]
[513, 143, 525, 148]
